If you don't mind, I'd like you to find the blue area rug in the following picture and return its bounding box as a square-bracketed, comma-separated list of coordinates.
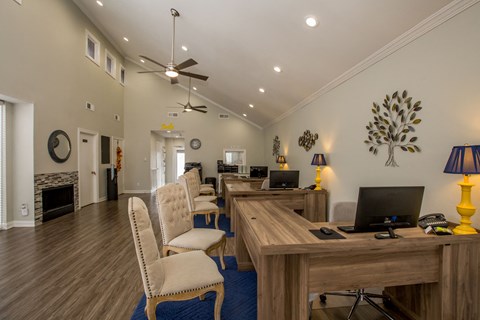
[194, 213, 234, 237]
[131, 256, 256, 320]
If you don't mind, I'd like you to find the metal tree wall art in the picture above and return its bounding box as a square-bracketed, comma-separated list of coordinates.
[298, 130, 318, 151]
[364, 90, 423, 167]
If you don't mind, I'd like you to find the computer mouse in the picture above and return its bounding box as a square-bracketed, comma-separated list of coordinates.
[320, 227, 333, 235]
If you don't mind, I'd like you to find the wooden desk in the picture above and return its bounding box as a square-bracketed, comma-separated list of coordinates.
[221, 177, 266, 199]
[225, 182, 327, 231]
[234, 199, 480, 320]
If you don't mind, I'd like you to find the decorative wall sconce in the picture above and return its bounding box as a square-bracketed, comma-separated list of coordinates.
[273, 135, 280, 157]
[298, 130, 318, 151]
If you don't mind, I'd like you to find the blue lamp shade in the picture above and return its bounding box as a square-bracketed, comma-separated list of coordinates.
[444, 145, 480, 174]
[276, 155, 286, 164]
[311, 153, 327, 166]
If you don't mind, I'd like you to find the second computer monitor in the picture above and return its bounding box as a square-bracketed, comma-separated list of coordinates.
[250, 166, 268, 178]
[354, 186, 425, 232]
[269, 170, 300, 189]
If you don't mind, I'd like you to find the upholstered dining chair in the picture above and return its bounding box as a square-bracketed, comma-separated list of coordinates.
[185, 171, 217, 203]
[179, 174, 221, 229]
[156, 183, 226, 270]
[128, 197, 224, 320]
[190, 168, 215, 196]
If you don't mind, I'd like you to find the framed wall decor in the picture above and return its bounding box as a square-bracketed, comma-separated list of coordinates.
[298, 130, 318, 151]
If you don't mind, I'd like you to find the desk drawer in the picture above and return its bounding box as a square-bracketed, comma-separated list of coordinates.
[308, 246, 441, 292]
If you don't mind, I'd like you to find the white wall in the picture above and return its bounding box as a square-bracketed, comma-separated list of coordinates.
[0, 0, 124, 202]
[264, 3, 480, 227]
[124, 60, 265, 192]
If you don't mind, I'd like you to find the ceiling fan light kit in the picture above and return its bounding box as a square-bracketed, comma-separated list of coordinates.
[138, 8, 208, 85]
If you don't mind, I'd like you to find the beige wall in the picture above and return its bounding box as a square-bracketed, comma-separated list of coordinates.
[265, 3, 480, 227]
[0, 0, 124, 209]
[124, 60, 265, 192]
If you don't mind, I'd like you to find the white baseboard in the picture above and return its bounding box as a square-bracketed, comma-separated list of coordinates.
[124, 190, 152, 194]
[2, 220, 35, 228]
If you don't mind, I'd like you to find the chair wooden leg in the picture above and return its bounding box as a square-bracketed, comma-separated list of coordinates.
[205, 214, 209, 225]
[146, 299, 157, 320]
[218, 236, 226, 270]
[162, 247, 169, 257]
[214, 211, 219, 230]
[214, 284, 225, 320]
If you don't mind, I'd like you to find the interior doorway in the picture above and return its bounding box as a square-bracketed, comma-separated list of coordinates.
[175, 148, 185, 181]
[78, 129, 99, 207]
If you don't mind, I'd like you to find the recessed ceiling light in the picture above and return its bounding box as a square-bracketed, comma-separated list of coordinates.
[305, 16, 318, 28]
[140, 59, 145, 63]
[249, 104, 254, 108]
[192, 86, 197, 91]
[273, 66, 282, 73]
[167, 130, 171, 133]
[259, 88, 265, 93]
[96, 1, 103, 6]
[243, 113, 247, 117]
[181, 45, 188, 51]
[123, 37, 129, 42]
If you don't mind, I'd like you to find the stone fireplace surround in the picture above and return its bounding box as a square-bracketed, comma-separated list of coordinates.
[34, 171, 79, 223]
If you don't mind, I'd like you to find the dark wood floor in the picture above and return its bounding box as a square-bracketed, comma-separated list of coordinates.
[0, 193, 407, 320]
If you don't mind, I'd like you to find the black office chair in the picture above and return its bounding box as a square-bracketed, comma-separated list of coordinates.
[320, 202, 396, 320]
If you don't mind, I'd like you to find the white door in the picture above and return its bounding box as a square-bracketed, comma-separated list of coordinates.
[175, 148, 185, 180]
[156, 142, 164, 187]
[80, 132, 96, 207]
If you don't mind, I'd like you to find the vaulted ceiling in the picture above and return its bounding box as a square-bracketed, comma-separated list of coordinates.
[73, 0, 454, 128]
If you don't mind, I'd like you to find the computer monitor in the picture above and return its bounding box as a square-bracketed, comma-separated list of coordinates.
[269, 170, 300, 189]
[353, 186, 424, 236]
[250, 166, 268, 178]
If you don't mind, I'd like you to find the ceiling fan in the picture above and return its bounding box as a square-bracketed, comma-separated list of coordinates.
[171, 77, 207, 113]
[138, 8, 209, 85]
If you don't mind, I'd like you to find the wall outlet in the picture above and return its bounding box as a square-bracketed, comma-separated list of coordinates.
[21, 203, 29, 216]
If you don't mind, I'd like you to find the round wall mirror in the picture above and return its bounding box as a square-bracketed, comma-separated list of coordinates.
[48, 130, 71, 163]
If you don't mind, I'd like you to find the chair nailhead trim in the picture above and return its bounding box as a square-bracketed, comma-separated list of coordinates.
[132, 210, 154, 298]
[151, 281, 224, 298]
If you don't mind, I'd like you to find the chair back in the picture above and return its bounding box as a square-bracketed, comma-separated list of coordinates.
[156, 184, 193, 245]
[261, 178, 270, 190]
[190, 167, 202, 186]
[330, 201, 357, 222]
[185, 171, 200, 198]
[178, 174, 195, 212]
[128, 197, 165, 298]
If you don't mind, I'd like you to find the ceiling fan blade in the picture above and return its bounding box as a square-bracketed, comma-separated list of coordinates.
[137, 70, 164, 74]
[178, 71, 209, 81]
[177, 102, 186, 107]
[176, 58, 197, 71]
[193, 108, 207, 113]
[192, 105, 207, 108]
[139, 55, 167, 68]
[170, 77, 179, 84]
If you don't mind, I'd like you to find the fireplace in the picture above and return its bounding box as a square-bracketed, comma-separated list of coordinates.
[42, 184, 74, 222]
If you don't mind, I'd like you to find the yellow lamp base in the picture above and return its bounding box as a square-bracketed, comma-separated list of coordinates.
[314, 166, 322, 190]
[453, 177, 477, 235]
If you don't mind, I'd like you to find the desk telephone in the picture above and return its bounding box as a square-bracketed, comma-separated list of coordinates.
[418, 213, 448, 229]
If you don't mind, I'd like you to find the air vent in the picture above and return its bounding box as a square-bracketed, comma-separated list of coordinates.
[85, 101, 95, 111]
[114, 114, 120, 121]
[168, 112, 179, 118]
[218, 114, 229, 119]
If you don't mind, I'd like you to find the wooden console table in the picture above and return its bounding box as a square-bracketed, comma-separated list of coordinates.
[234, 198, 480, 320]
[224, 182, 327, 231]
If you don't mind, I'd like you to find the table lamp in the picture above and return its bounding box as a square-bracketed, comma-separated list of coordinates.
[311, 153, 327, 190]
[444, 144, 480, 235]
[276, 155, 286, 170]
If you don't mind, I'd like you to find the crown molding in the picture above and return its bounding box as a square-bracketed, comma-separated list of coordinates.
[265, 0, 480, 128]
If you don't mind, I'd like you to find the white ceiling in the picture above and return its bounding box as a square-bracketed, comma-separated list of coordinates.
[73, 0, 454, 128]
